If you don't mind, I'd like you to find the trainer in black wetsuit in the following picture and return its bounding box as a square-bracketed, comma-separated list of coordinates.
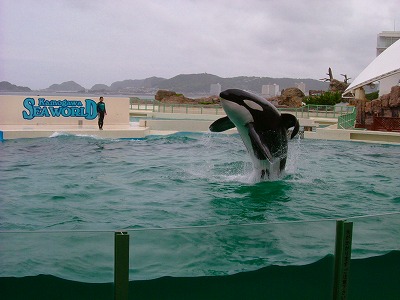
[97, 96, 107, 130]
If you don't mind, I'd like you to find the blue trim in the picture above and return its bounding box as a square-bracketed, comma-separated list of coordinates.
[0, 131, 3, 141]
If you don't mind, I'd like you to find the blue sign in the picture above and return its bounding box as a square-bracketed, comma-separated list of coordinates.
[22, 98, 97, 120]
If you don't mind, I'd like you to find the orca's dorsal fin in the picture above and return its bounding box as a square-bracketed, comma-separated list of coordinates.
[281, 113, 300, 139]
[209, 116, 235, 132]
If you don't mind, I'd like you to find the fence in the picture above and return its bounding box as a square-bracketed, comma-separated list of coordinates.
[1, 212, 399, 299]
[130, 98, 355, 119]
[280, 105, 354, 119]
[337, 106, 356, 129]
[372, 116, 400, 132]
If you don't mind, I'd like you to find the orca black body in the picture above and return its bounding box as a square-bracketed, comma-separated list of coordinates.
[209, 89, 299, 179]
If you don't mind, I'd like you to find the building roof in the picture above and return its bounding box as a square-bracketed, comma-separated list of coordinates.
[344, 38, 400, 94]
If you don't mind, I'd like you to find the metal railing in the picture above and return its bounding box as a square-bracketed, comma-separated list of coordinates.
[153, 102, 224, 115]
[337, 107, 356, 129]
[280, 105, 354, 119]
[129, 98, 154, 111]
[130, 98, 355, 118]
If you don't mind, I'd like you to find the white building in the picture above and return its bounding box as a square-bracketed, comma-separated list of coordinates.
[376, 31, 400, 56]
[344, 38, 400, 98]
[261, 84, 279, 98]
[210, 83, 221, 96]
[295, 82, 306, 94]
[376, 31, 400, 96]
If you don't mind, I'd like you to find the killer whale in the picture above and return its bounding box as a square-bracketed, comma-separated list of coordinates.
[209, 89, 299, 179]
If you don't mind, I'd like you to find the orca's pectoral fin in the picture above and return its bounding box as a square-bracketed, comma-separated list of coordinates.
[248, 123, 273, 162]
[281, 113, 300, 139]
[209, 116, 235, 132]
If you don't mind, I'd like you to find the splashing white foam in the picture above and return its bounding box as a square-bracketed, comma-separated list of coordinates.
[49, 132, 69, 138]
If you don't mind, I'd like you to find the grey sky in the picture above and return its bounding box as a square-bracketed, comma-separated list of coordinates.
[1, 0, 398, 89]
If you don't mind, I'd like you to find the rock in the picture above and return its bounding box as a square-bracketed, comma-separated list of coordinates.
[329, 79, 349, 93]
[155, 90, 196, 104]
[389, 86, 400, 107]
[155, 90, 178, 101]
[365, 101, 371, 113]
[381, 94, 390, 107]
[360, 86, 400, 130]
[155, 90, 220, 105]
[163, 95, 193, 104]
[356, 99, 367, 126]
[277, 88, 304, 108]
[371, 99, 382, 114]
[383, 109, 392, 117]
[267, 96, 280, 107]
[197, 96, 220, 104]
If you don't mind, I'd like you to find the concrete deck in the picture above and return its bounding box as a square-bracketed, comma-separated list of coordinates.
[0, 124, 150, 140]
[304, 127, 400, 144]
[1, 113, 400, 145]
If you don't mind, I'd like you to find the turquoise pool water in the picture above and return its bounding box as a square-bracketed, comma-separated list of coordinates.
[0, 133, 399, 284]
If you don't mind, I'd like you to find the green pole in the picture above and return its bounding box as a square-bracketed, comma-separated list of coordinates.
[115, 231, 129, 300]
[332, 220, 353, 300]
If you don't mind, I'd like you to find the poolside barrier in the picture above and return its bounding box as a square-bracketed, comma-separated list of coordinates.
[333, 220, 353, 299]
[0, 212, 400, 300]
[337, 108, 356, 129]
[110, 220, 357, 299]
[115, 232, 129, 300]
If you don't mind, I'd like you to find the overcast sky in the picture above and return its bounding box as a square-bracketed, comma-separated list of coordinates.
[1, 0, 399, 90]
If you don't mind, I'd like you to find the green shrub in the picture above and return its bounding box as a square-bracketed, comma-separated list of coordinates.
[366, 91, 379, 101]
[304, 91, 342, 105]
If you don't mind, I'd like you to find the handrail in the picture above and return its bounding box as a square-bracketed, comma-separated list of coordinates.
[129, 98, 354, 119]
[337, 106, 356, 129]
[279, 104, 354, 118]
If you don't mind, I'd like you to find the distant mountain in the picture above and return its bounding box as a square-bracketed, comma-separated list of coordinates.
[107, 73, 329, 94]
[0, 81, 31, 92]
[156, 74, 222, 93]
[46, 81, 85, 92]
[89, 84, 110, 92]
[109, 77, 166, 91]
[2, 74, 329, 94]
[157, 74, 329, 94]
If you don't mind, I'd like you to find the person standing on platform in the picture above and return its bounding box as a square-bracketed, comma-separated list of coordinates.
[97, 96, 107, 130]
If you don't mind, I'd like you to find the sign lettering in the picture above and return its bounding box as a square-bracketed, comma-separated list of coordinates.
[22, 98, 97, 120]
